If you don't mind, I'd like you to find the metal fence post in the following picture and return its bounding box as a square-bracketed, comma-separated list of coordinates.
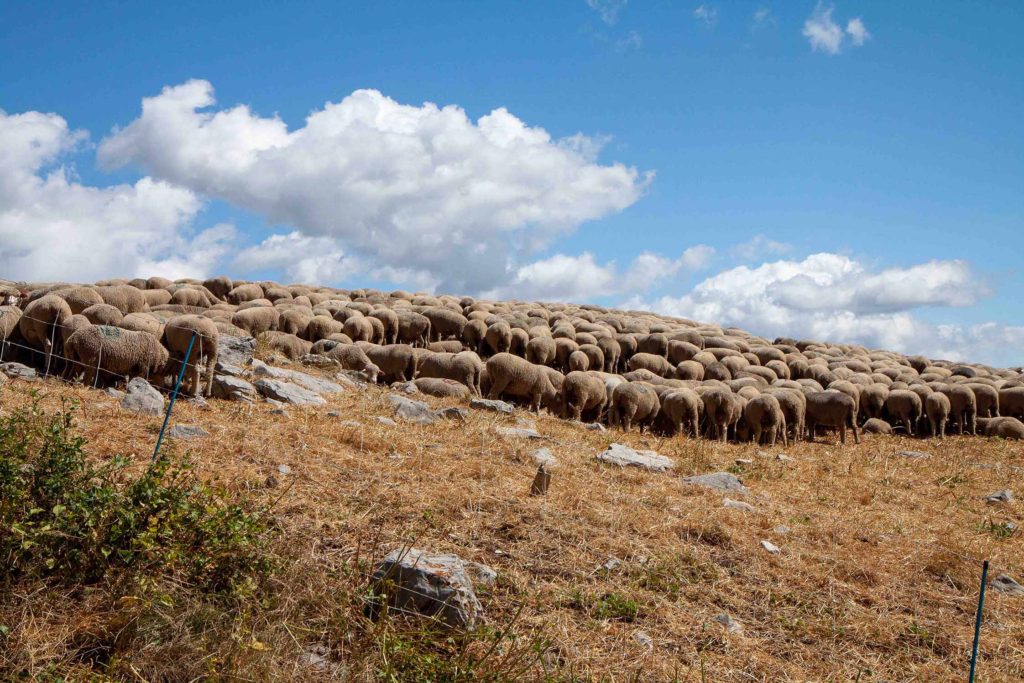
[152, 332, 197, 463]
[969, 559, 989, 682]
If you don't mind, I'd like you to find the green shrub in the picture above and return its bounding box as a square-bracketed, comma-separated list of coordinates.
[0, 398, 273, 596]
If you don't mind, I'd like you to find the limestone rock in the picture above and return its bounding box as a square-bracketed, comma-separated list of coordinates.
[253, 378, 327, 406]
[368, 548, 487, 629]
[683, 472, 748, 495]
[121, 377, 164, 416]
[470, 398, 514, 414]
[596, 444, 675, 472]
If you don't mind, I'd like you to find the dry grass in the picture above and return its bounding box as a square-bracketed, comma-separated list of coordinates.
[1, 371, 1022, 681]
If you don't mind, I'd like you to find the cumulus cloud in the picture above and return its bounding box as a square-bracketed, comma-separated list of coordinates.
[586, 0, 628, 26]
[803, 3, 869, 55]
[693, 4, 718, 26]
[0, 108, 227, 282]
[484, 245, 714, 302]
[846, 18, 870, 46]
[99, 80, 650, 293]
[634, 252, 1015, 364]
[803, 3, 844, 54]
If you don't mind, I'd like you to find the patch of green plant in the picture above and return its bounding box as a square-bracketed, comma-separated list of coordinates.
[980, 519, 1017, 539]
[0, 397, 274, 596]
[564, 590, 639, 622]
[636, 554, 718, 601]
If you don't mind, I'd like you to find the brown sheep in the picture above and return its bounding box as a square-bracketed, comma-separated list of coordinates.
[162, 315, 220, 397]
[485, 353, 557, 412]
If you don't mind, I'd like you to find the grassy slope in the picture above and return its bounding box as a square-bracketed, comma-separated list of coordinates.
[1, 372, 1022, 682]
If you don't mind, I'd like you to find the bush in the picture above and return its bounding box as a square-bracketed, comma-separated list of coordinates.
[0, 397, 273, 595]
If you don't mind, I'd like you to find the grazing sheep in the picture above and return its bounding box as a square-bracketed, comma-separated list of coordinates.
[323, 344, 381, 383]
[596, 336, 621, 373]
[19, 294, 73, 371]
[978, 416, 1024, 440]
[462, 319, 488, 354]
[485, 322, 512, 356]
[417, 350, 484, 396]
[421, 307, 468, 342]
[627, 352, 675, 378]
[359, 343, 418, 383]
[64, 325, 169, 388]
[263, 331, 312, 360]
[658, 388, 703, 437]
[560, 371, 608, 422]
[485, 353, 557, 412]
[81, 303, 124, 326]
[609, 382, 661, 432]
[161, 315, 220, 397]
[526, 336, 556, 366]
[427, 340, 464, 354]
[577, 343, 605, 373]
[227, 284, 265, 304]
[119, 312, 164, 338]
[805, 391, 860, 444]
[343, 315, 374, 342]
[924, 391, 951, 439]
[54, 286, 105, 314]
[95, 285, 147, 314]
[231, 306, 280, 336]
[743, 394, 788, 447]
[202, 275, 233, 300]
[397, 311, 431, 346]
[885, 390, 923, 436]
[568, 350, 590, 372]
[940, 384, 977, 435]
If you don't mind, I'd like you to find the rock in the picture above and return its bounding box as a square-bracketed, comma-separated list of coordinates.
[367, 548, 485, 629]
[251, 359, 345, 394]
[683, 472, 748, 495]
[723, 498, 755, 513]
[167, 424, 209, 440]
[530, 447, 558, 469]
[470, 398, 514, 414]
[437, 406, 469, 421]
[774, 525, 791, 535]
[985, 490, 1014, 504]
[121, 377, 165, 416]
[214, 361, 245, 377]
[278, 464, 292, 475]
[105, 387, 125, 399]
[897, 450, 931, 459]
[270, 408, 289, 416]
[497, 426, 543, 440]
[299, 353, 340, 368]
[387, 393, 437, 424]
[633, 631, 653, 649]
[530, 466, 551, 496]
[464, 561, 498, 587]
[760, 540, 781, 554]
[376, 416, 397, 426]
[776, 453, 795, 462]
[584, 422, 606, 432]
[339, 419, 362, 428]
[735, 458, 753, 466]
[862, 418, 893, 434]
[600, 557, 621, 572]
[0, 362, 37, 380]
[596, 444, 675, 472]
[253, 378, 327, 406]
[713, 613, 743, 633]
[212, 375, 258, 402]
[391, 380, 419, 394]
[327, 410, 342, 417]
[990, 574, 1024, 596]
[218, 335, 256, 366]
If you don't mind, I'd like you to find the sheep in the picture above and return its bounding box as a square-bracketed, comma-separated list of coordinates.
[18, 294, 73, 372]
[95, 285, 147, 314]
[805, 391, 860, 444]
[162, 315, 220, 397]
[560, 371, 608, 422]
[119, 312, 164, 338]
[485, 322, 512, 356]
[81, 303, 124, 326]
[568, 350, 590, 372]
[54, 286, 105, 314]
[343, 315, 374, 342]
[202, 276, 233, 300]
[413, 377, 472, 400]
[427, 340, 464, 353]
[526, 336, 556, 366]
[924, 391, 951, 439]
[417, 350, 484, 396]
[462, 319, 488, 354]
[421, 307, 468, 342]
[657, 388, 703, 437]
[231, 307, 280, 336]
[263, 331, 312, 360]
[64, 325, 169, 388]
[397, 311, 431, 346]
[485, 353, 557, 413]
[743, 394, 788, 447]
[359, 343, 418, 383]
[627, 352, 675, 378]
[227, 283, 265, 304]
[609, 382, 661, 432]
[577, 343, 605, 373]
[323, 344, 381, 383]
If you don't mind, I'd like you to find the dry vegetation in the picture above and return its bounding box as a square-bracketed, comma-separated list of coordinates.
[1, 370, 1022, 682]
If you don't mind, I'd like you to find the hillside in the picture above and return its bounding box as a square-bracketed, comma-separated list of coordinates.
[1, 277, 1022, 681]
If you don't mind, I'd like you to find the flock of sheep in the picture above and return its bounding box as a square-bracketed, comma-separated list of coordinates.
[2, 275, 1023, 443]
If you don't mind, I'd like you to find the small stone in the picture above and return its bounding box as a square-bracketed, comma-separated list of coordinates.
[376, 416, 397, 426]
[387, 393, 437, 424]
[167, 424, 209, 440]
[713, 613, 743, 633]
[633, 631, 654, 649]
[270, 407, 289, 416]
[214, 361, 245, 377]
[897, 450, 931, 459]
[392, 380, 419, 394]
[596, 444, 675, 472]
[683, 472, 748, 495]
[121, 377, 165, 416]
[437, 406, 469, 421]
[340, 420, 362, 428]
[530, 447, 558, 469]
[735, 458, 753, 466]
[470, 398, 515, 414]
[254, 378, 327, 406]
[600, 557, 621, 572]
[299, 353, 340, 369]
[278, 464, 292, 475]
[0, 362, 37, 380]
[327, 410, 342, 417]
[776, 453, 795, 462]
[497, 426, 543, 440]
[984, 490, 1014, 504]
[212, 375, 258, 402]
[105, 387, 125, 399]
[774, 525, 791, 535]
[755, 449, 770, 458]
[530, 466, 551, 496]
[584, 422, 606, 432]
[760, 540, 781, 554]
[990, 574, 1024, 596]
[723, 498, 756, 513]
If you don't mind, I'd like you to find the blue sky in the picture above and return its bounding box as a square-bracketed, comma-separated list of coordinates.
[1, 1, 1022, 363]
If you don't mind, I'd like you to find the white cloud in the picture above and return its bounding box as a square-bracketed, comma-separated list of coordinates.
[615, 30, 644, 52]
[693, 4, 718, 26]
[846, 17, 870, 46]
[99, 80, 651, 293]
[586, 0, 628, 26]
[0, 108, 226, 283]
[753, 7, 773, 25]
[484, 246, 714, 302]
[730, 234, 791, 262]
[634, 252, 1016, 365]
[803, 3, 844, 54]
